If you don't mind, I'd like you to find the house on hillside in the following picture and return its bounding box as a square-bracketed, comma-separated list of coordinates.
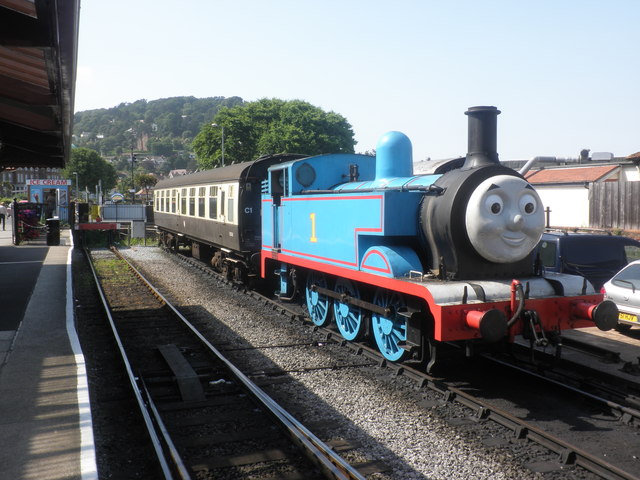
[168, 169, 188, 178]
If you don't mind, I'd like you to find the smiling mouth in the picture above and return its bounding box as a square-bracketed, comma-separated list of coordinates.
[501, 234, 525, 246]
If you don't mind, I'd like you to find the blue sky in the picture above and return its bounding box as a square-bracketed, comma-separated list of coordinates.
[75, 0, 639, 161]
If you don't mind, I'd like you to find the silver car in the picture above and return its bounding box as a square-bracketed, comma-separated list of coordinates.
[602, 260, 640, 331]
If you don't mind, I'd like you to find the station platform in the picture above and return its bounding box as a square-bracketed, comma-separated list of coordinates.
[0, 222, 97, 480]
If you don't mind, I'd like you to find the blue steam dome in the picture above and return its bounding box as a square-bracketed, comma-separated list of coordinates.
[375, 131, 413, 180]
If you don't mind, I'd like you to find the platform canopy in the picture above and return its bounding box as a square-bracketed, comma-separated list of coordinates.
[0, 0, 80, 169]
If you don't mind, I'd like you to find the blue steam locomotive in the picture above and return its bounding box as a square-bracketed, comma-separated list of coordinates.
[154, 106, 617, 369]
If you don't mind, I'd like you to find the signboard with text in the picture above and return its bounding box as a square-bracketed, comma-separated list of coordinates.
[26, 179, 72, 186]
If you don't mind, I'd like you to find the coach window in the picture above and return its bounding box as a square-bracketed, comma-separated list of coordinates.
[189, 188, 196, 216]
[171, 190, 177, 213]
[181, 188, 187, 214]
[198, 187, 206, 217]
[220, 188, 226, 220]
[227, 185, 235, 223]
[209, 186, 218, 219]
[163, 190, 168, 212]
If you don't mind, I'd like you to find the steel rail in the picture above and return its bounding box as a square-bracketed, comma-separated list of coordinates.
[112, 247, 366, 480]
[347, 338, 639, 480]
[340, 335, 639, 480]
[170, 248, 639, 479]
[83, 248, 179, 479]
[139, 378, 192, 479]
[482, 353, 640, 424]
[504, 342, 640, 411]
[248, 297, 640, 479]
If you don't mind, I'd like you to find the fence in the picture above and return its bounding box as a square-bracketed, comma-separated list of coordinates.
[11, 201, 74, 245]
[589, 181, 640, 231]
[99, 204, 147, 222]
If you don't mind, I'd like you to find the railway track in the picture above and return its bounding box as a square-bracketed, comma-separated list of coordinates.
[165, 247, 640, 480]
[85, 247, 369, 480]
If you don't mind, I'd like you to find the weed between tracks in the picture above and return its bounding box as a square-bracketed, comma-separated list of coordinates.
[93, 257, 131, 276]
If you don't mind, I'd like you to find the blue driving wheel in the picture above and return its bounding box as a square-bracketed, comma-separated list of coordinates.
[371, 289, 408, 362]
[306, 272, 332, 327]
[333, 279, 364, 341]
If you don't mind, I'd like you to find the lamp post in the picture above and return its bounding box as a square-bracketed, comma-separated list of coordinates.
[211, 123, 225, 167]
[130, 148, 136, 204]
[73, 171, 79, 202]
[127, 127, 137, 204]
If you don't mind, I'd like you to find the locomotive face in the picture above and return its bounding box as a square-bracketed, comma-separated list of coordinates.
[464, 175, 544, 264]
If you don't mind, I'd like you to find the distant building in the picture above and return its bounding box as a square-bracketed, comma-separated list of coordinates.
[0, 167, 65, 197]
[525, 165, 620, 228]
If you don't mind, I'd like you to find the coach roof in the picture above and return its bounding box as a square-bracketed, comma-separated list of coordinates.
[156, 154, 307, 190]
[156, 162, 252, 189]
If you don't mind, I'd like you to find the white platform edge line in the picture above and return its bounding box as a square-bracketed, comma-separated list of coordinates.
[65, 234, 98, 479]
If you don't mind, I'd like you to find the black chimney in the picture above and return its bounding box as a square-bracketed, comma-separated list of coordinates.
[463, 106, 500, 169]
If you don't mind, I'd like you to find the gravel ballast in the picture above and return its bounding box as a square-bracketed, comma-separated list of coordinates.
[120, 246, 587, 480]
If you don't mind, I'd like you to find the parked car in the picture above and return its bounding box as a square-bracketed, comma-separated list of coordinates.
[602, 260, 640, 331]
[534, 232, 640, 291]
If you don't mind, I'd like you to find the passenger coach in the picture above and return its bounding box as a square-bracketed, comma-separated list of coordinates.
[154, 154, 302, 281]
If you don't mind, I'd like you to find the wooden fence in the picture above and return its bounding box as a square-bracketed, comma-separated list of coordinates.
[589, 181, 640, 231]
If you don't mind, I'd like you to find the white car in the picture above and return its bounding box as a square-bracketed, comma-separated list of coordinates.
[602, 260, 640, 331]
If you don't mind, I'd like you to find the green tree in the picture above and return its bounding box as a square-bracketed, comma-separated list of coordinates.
[63, 148, 117, 199]
[136, 173, 157, 190]
[192, 98, 355, 169]
[148, 137, 174, 156]
[136, 173, 158, 204]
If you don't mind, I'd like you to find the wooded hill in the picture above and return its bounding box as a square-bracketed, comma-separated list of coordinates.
[72, 96, 243, 156]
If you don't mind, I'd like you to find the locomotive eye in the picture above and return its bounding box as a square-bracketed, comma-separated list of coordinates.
[519, 194, 537, 215]
[485, 194, 503, 215]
